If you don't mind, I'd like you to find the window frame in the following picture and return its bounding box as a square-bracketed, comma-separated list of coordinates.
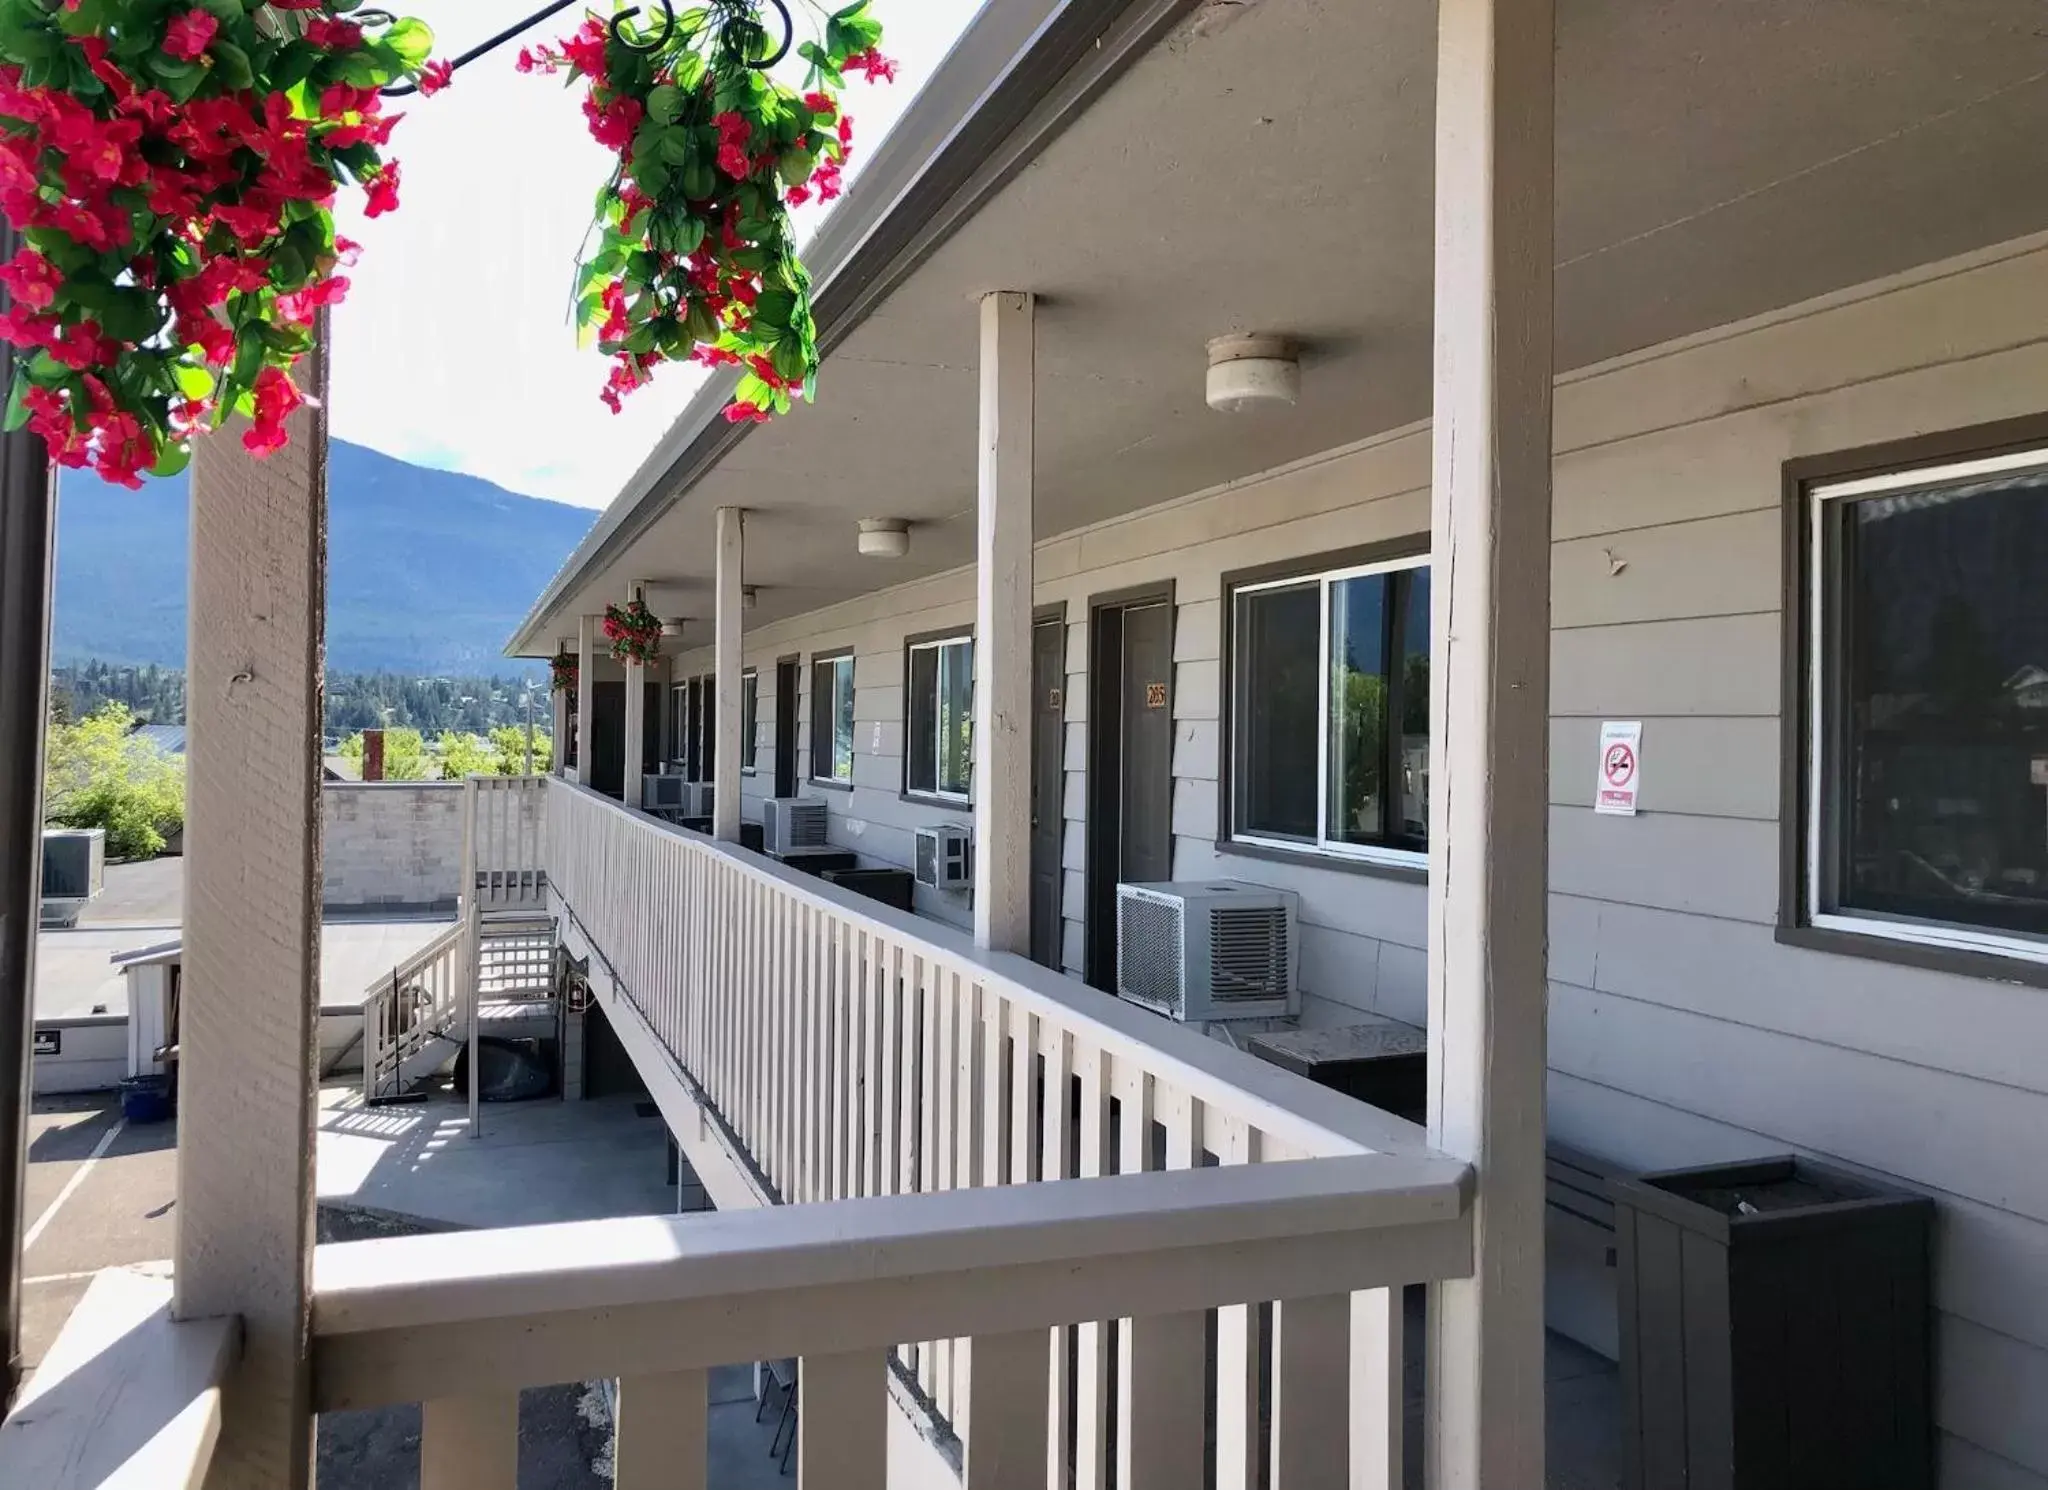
[741, 668, 758, 773]
[1220, 539, 1431, 874]
[808, 649, 856, 789]
[1788, 421, 2048, 973]
[902, 626, 975, 806]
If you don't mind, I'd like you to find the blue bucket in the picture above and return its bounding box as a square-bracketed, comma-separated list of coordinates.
[120, 1075, 173, 1124]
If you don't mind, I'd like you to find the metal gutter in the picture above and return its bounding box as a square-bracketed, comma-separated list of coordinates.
[507, 0, 1202, 656]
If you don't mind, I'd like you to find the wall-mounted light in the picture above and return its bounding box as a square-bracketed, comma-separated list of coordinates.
[1206, 333, 1299, 413]
[858, 518, 910, 559]
[742, 586, 759, 610]
[661, 617, 688, 638]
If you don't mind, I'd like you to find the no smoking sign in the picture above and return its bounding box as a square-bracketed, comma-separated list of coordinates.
[1595, 721, 1643, 816]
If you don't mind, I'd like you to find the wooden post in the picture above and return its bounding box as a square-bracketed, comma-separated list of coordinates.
[973, 290, 1034, 953]
[714, 507, 745, 843]
[177, 340, 327, 1487]
[1425, 0, 1554, 1485]
[462, 778, 481, 1141]
[624, 585, 647, 808]
[576, 615, 598, 787]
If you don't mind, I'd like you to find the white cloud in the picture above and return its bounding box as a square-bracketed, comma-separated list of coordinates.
[328, 1, 981, 509]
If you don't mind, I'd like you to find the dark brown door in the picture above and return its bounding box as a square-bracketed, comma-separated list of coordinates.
[1029, 615, 1066, 970]
[1083, 591, 1175, 990]
[773, 657, 800, 798]
[1119, 604, 1174, 884]
[591, 681, 623, 799]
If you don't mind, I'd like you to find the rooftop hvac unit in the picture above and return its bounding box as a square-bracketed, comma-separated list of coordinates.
[913, 824, 974, 890]
[41, 828, 106, 927]
[1116, 881, 1299, 1023]
[762, 797, 829, 855]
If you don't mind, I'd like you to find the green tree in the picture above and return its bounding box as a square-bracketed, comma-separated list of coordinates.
[488, 726, 552, 775]
[44, 704, 186, 858]
[436, 732, 497, 779]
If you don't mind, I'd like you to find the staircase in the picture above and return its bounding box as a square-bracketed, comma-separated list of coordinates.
[363, 775, 556, 1103]
[362, 914, 562, 1103]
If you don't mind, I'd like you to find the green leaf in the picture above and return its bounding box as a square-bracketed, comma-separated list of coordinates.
[647, 83, 681, 123]
[211, 39, 254, 91]
[381, 16, 434, 69]
[3, 367, 31, 433]
[173, 363, 216, 401]
[149, 441, 191, 479]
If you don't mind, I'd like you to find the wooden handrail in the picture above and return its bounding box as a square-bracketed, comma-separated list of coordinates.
[311, 1151, 1471, 1411]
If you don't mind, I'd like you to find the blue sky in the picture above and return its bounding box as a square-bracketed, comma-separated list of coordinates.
[328, 1, 981, 509]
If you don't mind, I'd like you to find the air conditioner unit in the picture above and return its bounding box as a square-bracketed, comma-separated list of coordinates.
[40, 828, 105, 928]
[913, 824, 974, 890]
[762, 797, 829, 855]
[1116, 881, 1299, 1023]
[643, 774, 688, 812]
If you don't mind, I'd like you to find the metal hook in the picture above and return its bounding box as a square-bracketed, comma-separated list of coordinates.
[607, 0, 678, 54]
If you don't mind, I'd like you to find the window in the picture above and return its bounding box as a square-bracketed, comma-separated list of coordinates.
[741, 669, 758, 772]
[810, 652, 855, 784]
[1802, 439, 2048, 959]
[906, 633, 974, 800]
[1227, 550, 1429, 863]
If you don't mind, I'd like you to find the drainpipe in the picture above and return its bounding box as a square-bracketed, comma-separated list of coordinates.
[0, 219, 56, 1411]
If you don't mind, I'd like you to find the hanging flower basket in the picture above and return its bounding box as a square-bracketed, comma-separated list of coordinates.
[522, 0, 893, 424]
[549, 651, 579, 693]
[603, 597, 662, 663]
[0, 0, 442, 486]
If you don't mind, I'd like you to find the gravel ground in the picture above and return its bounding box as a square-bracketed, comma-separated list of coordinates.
[315, 1205, 612, 1490]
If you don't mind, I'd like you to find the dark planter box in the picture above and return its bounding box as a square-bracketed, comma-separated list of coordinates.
[821, 867, 916, 912]
[1611, 1155, 1933, 1490]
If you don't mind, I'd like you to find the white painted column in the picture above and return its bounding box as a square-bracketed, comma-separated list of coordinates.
[576, 615, 597, 787]
[1424, 0, 1554, 1486]
[551, 642, 571, 777]
[624, 585, 647, 807]
[177, 340, 326, 1486]
[714, 507, 745, 843]
[972, 290, 1034, 953]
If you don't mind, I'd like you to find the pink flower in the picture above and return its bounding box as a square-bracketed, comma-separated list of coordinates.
[841, 49, 898, 83]
[418, 60, 453, 96]
[363, 163, 401, 217]
[243, 366, 303, 457]
[0, 249, 60, 311]
[305, 17, 363, 48]
[723, 400, 771, 424]
[162, 10, 219, 61]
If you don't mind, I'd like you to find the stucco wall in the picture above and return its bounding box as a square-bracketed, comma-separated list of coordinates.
[322, 783, 465, 913]
[666, 235, 2048, 1487]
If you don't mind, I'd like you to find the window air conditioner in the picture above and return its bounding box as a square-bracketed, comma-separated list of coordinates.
[643, 774, 688, 812]
[1115, 881, 1300, 1022]
[914, 824, 974, 890]
[762, 798, 829, 855]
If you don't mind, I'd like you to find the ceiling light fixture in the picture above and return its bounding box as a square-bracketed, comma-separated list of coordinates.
[858, 518, 910, 559]
[1206, 333, 1299, 413]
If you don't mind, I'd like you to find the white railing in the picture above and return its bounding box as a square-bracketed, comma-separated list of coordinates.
[430, 776, 1459, 1487]
[362, 917, 467, 1102]
[466, 775, 549, 912]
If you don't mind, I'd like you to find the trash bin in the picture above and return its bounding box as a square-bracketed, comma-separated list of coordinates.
[119, 1073, 174, 1124]
[1610, 1155, 1933, 1490]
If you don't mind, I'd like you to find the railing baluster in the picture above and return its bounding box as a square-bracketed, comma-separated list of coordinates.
[1040, 1023, 1073, 1490]
[614, 1369, 707, 1490]
[1214, 1114, 1261, 1490]
[1350, 1288, 1404, 1490]
[420, 1391, 516, 1490]
[797, 1352, 886, 1490]
[1111, 1056, 1157, 1487]
[1119, 1310, 1206, 1490]
[962, 1329, 1051, 1490]
[1072, 1042, 1111, 1490]
[1271, 1294, 1349, 1490]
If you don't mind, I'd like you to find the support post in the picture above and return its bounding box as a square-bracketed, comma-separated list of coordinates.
[714, 507, 745, 843]
[576, 615, 597, 787]
[0, 216, 53, 1408]
[973, 290, 1035, 953]
[1424, 0, 1555, 1485]
[177, 334, 329, 1487]
[623, 585, 646, 808]
[462, 778, 480, 1141]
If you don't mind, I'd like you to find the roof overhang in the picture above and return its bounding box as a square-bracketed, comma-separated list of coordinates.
[507, 0, 1202, 656]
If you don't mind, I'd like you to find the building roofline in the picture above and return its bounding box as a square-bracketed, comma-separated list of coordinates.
[506, 0, 1199, 657]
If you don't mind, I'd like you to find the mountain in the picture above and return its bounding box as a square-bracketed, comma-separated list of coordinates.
[53, 440, 597, 674]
